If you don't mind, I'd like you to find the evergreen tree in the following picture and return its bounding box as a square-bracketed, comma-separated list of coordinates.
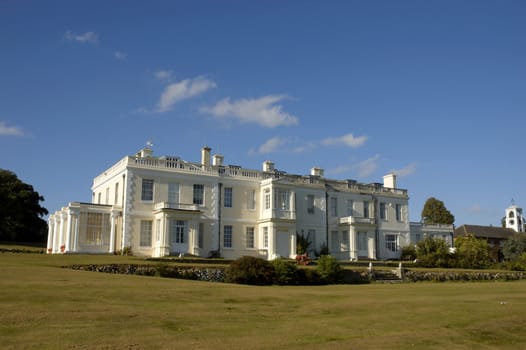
[0, 169, 48, 242]
[421, 197, 455, 225]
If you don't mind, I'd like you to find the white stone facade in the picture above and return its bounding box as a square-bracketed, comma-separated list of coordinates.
[47, 146, 453, 260]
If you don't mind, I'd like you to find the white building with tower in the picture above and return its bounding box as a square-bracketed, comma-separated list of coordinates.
[505, 201, 525, 232]
[47, 145, 453, 260]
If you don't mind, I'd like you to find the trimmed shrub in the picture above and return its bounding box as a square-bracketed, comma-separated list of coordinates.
[226, 256, 274, 285]
[271, 259, 298, 285]
[316, 255, 344, 284]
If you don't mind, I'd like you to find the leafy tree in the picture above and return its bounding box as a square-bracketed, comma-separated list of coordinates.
[0, 169, 48, 242]
[421, 197, 455, 225]
[415, 236, 453, 267]
[455, 235, 492, 269]
[296, 232, 312, 255]
[502, 234, 526, 261]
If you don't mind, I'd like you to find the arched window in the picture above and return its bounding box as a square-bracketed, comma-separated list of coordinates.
[509, 211, 515, 218]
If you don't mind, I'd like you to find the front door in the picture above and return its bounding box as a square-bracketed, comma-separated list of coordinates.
[170, 219, 188, 254]
[276, 231, 291, 258]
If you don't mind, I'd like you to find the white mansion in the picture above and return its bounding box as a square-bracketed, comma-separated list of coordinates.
[47, 146, 453, 260]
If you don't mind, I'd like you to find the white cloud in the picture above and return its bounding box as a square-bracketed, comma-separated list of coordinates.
[391, 163, 417, 177]
[63, 30, 98, 44]
[156, 76, 217, 113]
[322, 133, 368, 148]
[0, 122, 24, 136]
[200, 95, 298, 128]
[114, 51, 127, 60]
[154, 70, 173, 81]
[249, 137, 286, 155]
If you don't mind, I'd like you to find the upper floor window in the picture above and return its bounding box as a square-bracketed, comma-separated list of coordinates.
[396, 204, 402, 221]
[363, 201, 370, 218]
[114, 182, 119, 205]
[224, 187, 233, 208]
[307, 195, 315, 214]
[247, 189, 256, 210]
[141, 179, 154, 201]
[193, 184, 204, 205]
[380, 202, 386, 220]
[330, 197, 338, 217]
[168, 183, 179, 204]
[275, 190, 290, 210]
[264, 189, 271, 210]
[346, 199, 354, 216]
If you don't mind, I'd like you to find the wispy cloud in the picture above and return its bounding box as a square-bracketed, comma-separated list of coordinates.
[114, 51, 127, 60]
[327, 154, 381, 178]
[156, 76, 217, 113]
[249, 137, 286, 155]
[63, 30, 98, 44]
[200, 95, 298, 128]
[154, 70, 173, 81]
[322, 133, 368, 148]
[0, 121, 24, 136]
[391, 162, 417, 177]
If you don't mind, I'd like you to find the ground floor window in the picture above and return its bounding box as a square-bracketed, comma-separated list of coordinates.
[198, 223, 204, 249]
[331, 231, 339, 252]
[263, 227, 269, 248]
[357, 232, 367, 251]
[140, 220, 152, 247]
[224, 225, 233, 248]
[84, 212, 110, 246]
[246, 227, 254, 248]
[386, 234, 398, 252]
[341, 231, 349, 251]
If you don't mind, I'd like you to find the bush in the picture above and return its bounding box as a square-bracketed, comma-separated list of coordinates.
[401, 245, 417, 261]
[271, 259, 298, 285]
[415, 236, 454, 268]
[226, 256, 274, 285]
[316, 255, 343, 284]
[295, 268, 325, 285]
[455, 235, 492, 269]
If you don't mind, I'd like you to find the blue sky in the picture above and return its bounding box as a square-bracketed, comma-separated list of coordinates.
[1, 0, 525, 226]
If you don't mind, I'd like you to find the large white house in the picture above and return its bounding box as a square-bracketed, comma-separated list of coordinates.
[47, 146, 453, 260]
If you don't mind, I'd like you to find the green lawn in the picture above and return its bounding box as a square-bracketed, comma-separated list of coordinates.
[1, 253, 526, 349]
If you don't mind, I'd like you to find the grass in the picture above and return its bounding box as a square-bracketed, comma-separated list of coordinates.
[1, 252, 526, 349]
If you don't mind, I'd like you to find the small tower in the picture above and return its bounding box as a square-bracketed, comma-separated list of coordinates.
[505, 201, 525, 232]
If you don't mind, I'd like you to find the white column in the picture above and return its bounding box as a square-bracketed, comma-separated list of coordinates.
[109, 210, 119, 253]
[59, 212, 67, 253]
[290, 230, 296, 259]
[162, 213, 170, 256]
[270, 225, 277, 259]
[47, 216, 55, 254]
[53, 214, 61, 253]
[350, 227, 357, 261]
[72, 212, 79, 252]
[65, 209, 73, 252]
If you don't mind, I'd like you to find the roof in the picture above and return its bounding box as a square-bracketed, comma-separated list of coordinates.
[454, 224, 516, 240]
